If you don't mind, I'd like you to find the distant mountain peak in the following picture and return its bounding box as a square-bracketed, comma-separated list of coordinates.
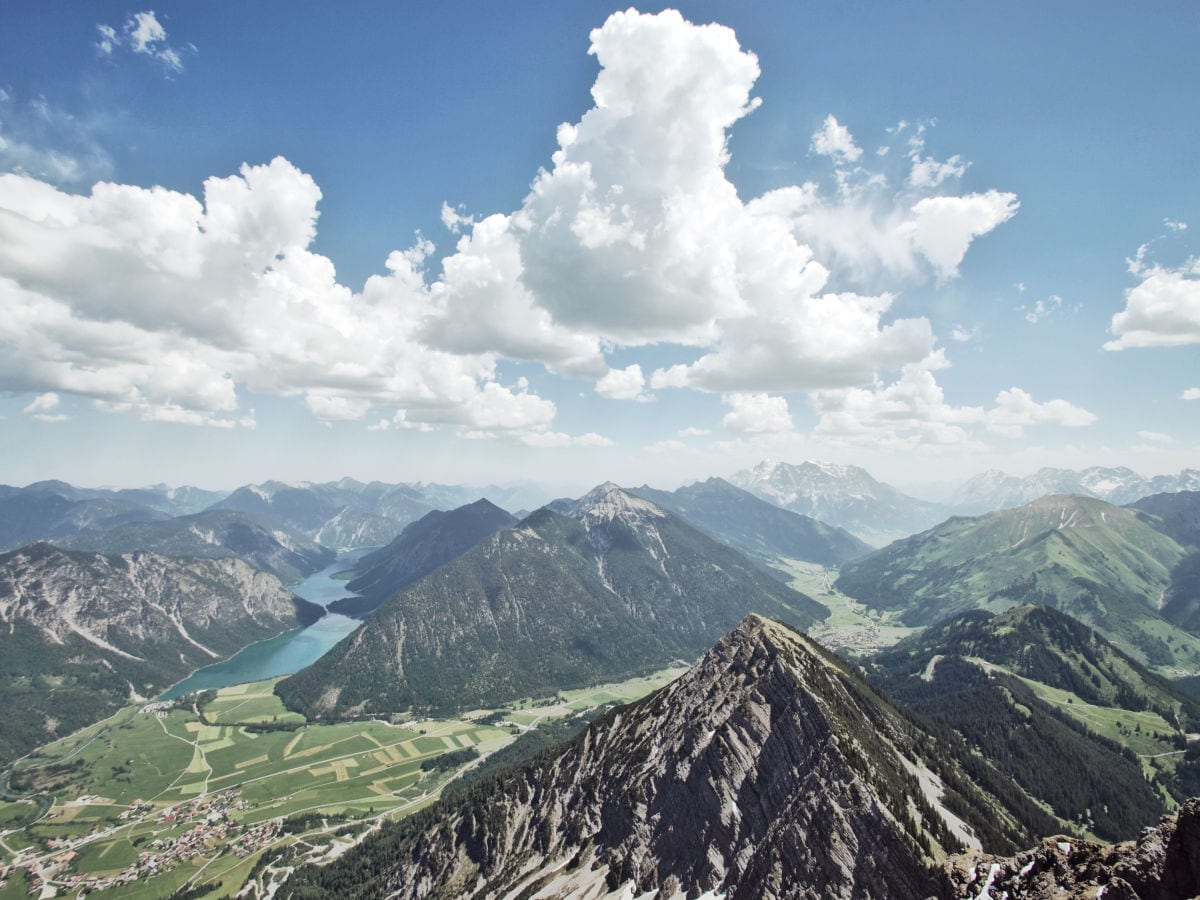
[730, 458, 946, 545]
[951, 465, 1200, 515]
[566, 482, 666, 523]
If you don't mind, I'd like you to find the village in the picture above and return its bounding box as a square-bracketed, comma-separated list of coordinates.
[3, 789, 284, 897]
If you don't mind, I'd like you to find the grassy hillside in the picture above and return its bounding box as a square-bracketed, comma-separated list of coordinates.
[869, 605, 1200, 827]
[837, 495, 1198, 670]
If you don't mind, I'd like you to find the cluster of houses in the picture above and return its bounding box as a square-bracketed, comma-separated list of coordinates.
[5, 789, 288, 896]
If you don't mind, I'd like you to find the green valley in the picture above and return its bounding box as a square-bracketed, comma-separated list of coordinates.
[0, 667, 687, 899]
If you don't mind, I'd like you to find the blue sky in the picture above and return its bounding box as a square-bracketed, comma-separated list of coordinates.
[0, 1, 1196, 494]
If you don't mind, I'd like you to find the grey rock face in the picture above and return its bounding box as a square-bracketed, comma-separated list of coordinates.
[942, 798, 1200, 898]
[282, 616, 976, 899]
[0, 542, 314, 765]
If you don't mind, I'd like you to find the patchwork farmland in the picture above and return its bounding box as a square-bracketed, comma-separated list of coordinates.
[0, 668, 686, 898]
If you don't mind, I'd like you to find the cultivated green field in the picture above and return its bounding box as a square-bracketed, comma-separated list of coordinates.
[0, 667, 687, 899]
[782, 560, 919, 654]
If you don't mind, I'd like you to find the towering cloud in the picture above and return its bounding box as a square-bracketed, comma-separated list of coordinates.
[0, 8, 1072, 451]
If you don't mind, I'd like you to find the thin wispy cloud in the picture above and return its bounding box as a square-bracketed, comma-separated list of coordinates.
[96, 10, 192, 74]
[1022, 294, 1063, 325]
[0, 90, 112, 185]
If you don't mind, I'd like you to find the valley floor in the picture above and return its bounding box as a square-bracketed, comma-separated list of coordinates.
[0, 667, 687, 899]
[781, 559, 920, 654]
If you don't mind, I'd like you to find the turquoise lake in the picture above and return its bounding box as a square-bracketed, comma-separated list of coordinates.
[158, 551, 368, 699]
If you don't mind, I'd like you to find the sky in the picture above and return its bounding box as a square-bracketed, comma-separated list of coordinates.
[0, 1, 1196, 496]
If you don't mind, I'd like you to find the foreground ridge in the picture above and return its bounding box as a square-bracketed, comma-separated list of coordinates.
[942, 799, 1200, 898]
[281, 614, 1003, 899]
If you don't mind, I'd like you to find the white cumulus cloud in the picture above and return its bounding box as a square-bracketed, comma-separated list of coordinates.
[595, 364, 648, 401]
[1183, 387, 1200, 401]
[984, 387, 1097, 438]
[0, 159, 557, 432]
[810, 352, 1096, 447]
[428, 8, 1017, 398]
[811, 115, 862, 163]
[1105, 255, 1200, 350]
[904, 190, 1019, 281]
[721, 393, 793, 433]
[3, 8, 1039, 453]
[22, 391, 68, 422]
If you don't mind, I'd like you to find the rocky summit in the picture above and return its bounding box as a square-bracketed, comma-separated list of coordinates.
[281, 615, 1003, 899]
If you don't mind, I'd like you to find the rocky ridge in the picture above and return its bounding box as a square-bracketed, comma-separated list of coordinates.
[942, 799, 1200, 898]
[281, 615, 992, 899]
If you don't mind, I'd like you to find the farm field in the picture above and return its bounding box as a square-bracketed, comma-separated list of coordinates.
[0, 668, 687, 898]
[782, 560, 919, 655]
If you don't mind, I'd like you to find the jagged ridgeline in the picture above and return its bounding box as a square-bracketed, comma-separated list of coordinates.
[942, 798, 1200, 898]
[0, 543, 320, 767]
[53, 508, 336, 585]
[630, 476, 872, 568]
[869, 605, 1200, 840]
[836, 494, 1200, 670]
[275, 485, 828, 718]
[278, 616, 1055, 899]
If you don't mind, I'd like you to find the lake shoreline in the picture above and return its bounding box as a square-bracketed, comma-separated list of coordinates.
[158, 548, 373, 700]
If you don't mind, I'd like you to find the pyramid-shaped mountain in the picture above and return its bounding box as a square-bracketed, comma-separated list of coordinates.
[334, 498, 517, 615]
[280, 615, 1054, 898]
[276, 484, 828, 718]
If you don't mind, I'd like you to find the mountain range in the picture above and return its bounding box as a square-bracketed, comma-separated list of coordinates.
[52, 508, 335, 585]
[206, 478, 551, 550]
[275, 484, 828, 718]
[631, 476, 872, 568]
[729, 459, 949, 546]
[0, 543, 319, 766]
[6, 471, 1200, 895]
[950, 466, 1200, 515]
